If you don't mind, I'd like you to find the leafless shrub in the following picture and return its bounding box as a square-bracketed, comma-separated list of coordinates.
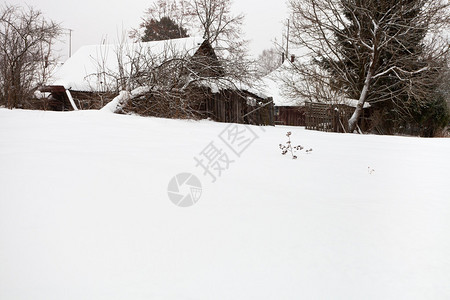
[0, 4, 61, 108]
[279, 131, 312, 159]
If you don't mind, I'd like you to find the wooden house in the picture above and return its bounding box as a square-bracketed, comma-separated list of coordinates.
[40, 37, 273, 125]
[260, 62, 305, 126]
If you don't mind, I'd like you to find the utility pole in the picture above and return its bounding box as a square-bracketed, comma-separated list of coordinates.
[68, 29, 73, 58]
[286, 19, 290, 58]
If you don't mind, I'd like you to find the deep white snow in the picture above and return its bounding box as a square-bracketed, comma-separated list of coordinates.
[0, 108, 449, 299]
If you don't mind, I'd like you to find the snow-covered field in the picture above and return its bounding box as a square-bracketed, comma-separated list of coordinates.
[1, 108, 449, 299]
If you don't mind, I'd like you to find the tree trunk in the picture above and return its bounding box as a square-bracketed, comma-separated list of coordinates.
[101, 87, 152, 113]
[348, 61, 374, 133]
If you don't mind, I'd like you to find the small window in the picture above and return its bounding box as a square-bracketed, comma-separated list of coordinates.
[275, 107, 280, 116]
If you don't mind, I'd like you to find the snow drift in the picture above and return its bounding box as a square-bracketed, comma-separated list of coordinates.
[0, 108, 449, 299]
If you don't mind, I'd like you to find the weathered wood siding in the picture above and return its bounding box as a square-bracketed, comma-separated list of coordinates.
[275, 106, 305, 126]
[201, 89, 273, 125]
[305, 101, 370, 132]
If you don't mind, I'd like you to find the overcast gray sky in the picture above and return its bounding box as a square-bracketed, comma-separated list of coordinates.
[13, 0, 289, 59]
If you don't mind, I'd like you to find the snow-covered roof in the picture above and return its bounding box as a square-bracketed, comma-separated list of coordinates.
[259, 61, 303, 107]
[260, 60, 370, 108]
[259, 47, 315, 107]
[48, 36, 205, 92]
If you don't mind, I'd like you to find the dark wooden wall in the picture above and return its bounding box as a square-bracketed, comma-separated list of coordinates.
[41, 84, 274, 126]
[201, 89, 273, 125]
[275, 106, 305, 126]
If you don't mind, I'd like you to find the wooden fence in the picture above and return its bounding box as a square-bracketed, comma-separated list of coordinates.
[305, 102, 368, 133]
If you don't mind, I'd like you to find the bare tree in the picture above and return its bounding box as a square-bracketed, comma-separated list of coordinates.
[133, 0, 246, 51]
[118, 1, 256, 118]
[287, 0, 449, 133]
[95, 38, 205, 116]
[189, 0, 250, 77]
[132, 0, 253, 83]
[189, 0, 243, 46]
[257, 48, 283, 77]
[0, 4, 61, 108]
